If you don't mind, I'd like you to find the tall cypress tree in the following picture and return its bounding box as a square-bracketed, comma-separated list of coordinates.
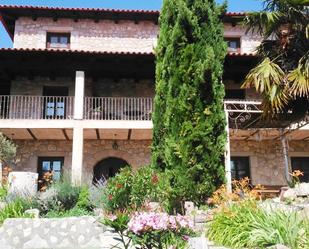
[152, 0, 227, 205]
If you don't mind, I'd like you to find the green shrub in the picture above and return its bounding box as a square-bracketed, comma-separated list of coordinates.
[88, 181, 107, 210]
[37, 176, 81, 213]
[0, 198, 34, 224]
[101, 166, 168, 213]
[102, 167, 133, 212]
[76, 185, 91, 210]
[152, 0, 227, 206]
[43, 206, 93, 218]
[208, 200, 309, 249]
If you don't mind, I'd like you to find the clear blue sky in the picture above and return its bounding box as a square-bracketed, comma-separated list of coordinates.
[0, 0, 262, 48]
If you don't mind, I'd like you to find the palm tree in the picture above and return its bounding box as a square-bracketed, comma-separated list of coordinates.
[242, 0, 309, 117]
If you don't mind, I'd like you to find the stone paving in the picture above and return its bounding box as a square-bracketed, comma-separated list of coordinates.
[0, 216, 227, 249]
[0, 216, 123, 249]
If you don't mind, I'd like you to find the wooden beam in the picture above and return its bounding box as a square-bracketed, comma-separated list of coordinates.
[62, 129, 70, 140]
[128, 129, 132, 140]
[96, 129, 101, 140]
[27, 129, 37, 140]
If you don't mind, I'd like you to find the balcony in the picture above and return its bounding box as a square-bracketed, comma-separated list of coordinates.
[84, 97, 153, 121]
[0, 95, 74, 120]
[0, 95, 153, 121]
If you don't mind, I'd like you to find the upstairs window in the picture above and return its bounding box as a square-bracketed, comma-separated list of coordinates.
[225, 37, 241, 53]
[47, 32, 70, 49]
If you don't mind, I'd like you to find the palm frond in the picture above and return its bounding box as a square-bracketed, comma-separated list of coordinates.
[242, 57, 285, 93]
[244, 11, 282, 38]
[289, 53, 309, 97]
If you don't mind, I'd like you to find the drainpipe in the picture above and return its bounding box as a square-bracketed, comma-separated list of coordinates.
[280, 129, 292, 184]
[224, 107, 232, 193]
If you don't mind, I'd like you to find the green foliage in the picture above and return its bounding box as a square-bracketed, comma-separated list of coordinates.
[152, 0, 227, 206]
[76, 185, 91, 210]
[102, 167, 133, 211]
[101, 166, 167, 212]
[37, 176, 81, 213]
[242, 0, 309, 115]
[208, 200, 309, 249]
[0, 133, 17, 164]
[43, 206, 93, 218]
[0, 198, 34, 224]
[0, 185, 8, 201]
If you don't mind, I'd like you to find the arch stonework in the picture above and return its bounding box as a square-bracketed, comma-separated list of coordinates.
[82, 140, 152, 181]
[92, 150, 136, 169]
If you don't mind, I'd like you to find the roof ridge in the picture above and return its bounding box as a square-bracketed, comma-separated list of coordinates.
[0, 5, 246, 15]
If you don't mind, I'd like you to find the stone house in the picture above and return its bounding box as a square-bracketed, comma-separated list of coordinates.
[0, 5, 308, 189]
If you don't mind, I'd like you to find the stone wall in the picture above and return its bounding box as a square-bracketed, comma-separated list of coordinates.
[13, 139, 151, 181]
[229, 139, 309, 186]
[14, 17, 158, 53]
[11, 77, 76, 96]
[10, 77, 154, 98]
[13, 17, 261, 54]
[92, 78, 154, 97]
[224, 23, 262, 54]
[231, 140, 286, 186]
[13, 138, 309, 186]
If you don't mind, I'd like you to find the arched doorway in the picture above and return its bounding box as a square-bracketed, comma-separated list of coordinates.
[93, 157, 128, 184]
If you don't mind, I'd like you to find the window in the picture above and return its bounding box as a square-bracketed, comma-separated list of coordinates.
[225, 89, 245, 99]
[47, 32, 70, 49]
[43, 86, 69, 119]
[291, 157, 309, 182]
[38, 157, 64, 189]
[225, 37, 241, 53]
[231, 157, 251, 180]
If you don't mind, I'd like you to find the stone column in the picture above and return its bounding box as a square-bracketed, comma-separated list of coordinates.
[74, 71, 85, 120]
[71, 71, 85, 185]
[280, 129, 291, 184]
[71, 127, 84, 185]
[224, 109, 232, 192]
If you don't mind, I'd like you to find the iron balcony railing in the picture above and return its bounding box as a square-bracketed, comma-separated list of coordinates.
[84, 97, 153, 121]
[0, 96, 263, 122]
[0, 95, 74, 120]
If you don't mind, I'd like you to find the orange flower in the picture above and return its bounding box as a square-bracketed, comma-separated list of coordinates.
[151, 174, 159, 184]
[290, 170, 304, 177]
[116, 183, 123, 189]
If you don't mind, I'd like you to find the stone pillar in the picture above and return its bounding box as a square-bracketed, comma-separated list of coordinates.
[224, 109, 232, 192]
[280, 129, 291, 184]
[74, 71, 85, 120]
[71, 127, 84, 185]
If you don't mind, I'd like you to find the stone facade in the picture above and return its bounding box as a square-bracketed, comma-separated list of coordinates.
[14, 139, 151, 181]
[10, 77, 154, 98]
[224, 23, 262, 54]
[14, 17, 158, 53]
[13, 17, 260, 54]
[231, 140, 309, 186]
[12, 137, 309, 186]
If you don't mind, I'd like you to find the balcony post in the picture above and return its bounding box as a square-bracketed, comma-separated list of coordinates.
[71, 127, 83, 185]
[74, 71, 85, 120]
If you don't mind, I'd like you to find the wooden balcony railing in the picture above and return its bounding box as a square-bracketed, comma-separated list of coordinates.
[0, 95, 74, 120]
[84, 97, 153, 121]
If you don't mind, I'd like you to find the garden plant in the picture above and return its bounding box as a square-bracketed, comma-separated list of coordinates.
[152, 0, 227, 209]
